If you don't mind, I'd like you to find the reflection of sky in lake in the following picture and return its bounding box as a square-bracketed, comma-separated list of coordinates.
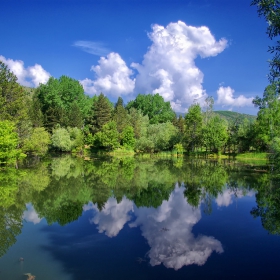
[1, 186, 280, 280]
[130, 186, 223, 269]
[84, 186, 226, 270]
[215, 189, 255, 207]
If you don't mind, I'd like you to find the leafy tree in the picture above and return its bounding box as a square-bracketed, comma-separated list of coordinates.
[127, 108, 149, 139]
[0, 61, 29, 124]
[93, 121, 119, 150]
[0, 120, 25, 164]
[67, 101, 84, 128]
[0, 61, 30, 145]
[121, 125, 135, 149]
[126, 93, 175, 124]
[28, 95, 44, 128]
[44, 106, 68, 132]
[251, 0, 280, 82]
[23, 127, 51, 156]
[113, 97, 128, 133]
[87, 93, 112, 134]
[136, 122, 178, 152]
[35, 76, 91, 130]
[184, 104, 203, 152]
[253, 82, 280, 150]
[51, 127, 72, 151]
[203, 115, 228, 153]
[51, 126, 84, 152]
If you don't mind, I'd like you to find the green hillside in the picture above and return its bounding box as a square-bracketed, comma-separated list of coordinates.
[214, 111, 256, 123]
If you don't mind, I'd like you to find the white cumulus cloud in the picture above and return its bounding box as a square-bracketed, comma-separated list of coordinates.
[0, 55, 50, 87]
[80, 52, 135, 98]
[216, 86, 254, 108]
[131, 21, 228, 111]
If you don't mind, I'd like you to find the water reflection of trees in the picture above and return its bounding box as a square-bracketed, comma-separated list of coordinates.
[0, 155, 279, 257]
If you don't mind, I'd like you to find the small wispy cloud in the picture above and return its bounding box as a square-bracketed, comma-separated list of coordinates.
[73, 40, 110, 56]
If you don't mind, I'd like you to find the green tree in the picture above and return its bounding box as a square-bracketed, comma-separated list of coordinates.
[251, 0, 280, 82]
[121, 125, 135, 149]
[113, 97, 128, 133]
[126, 93, 175, 124]
[203, 115, 228, 153]
[127, 108, 149, 139]
[35, 76, 90, 130]
[51, 127, 72, 152]
[184, 104, 203, 152]
[0, 120, 25, 164]
[51, 127, 84, 152]
[23, 127, 51, 156]
[0, 61, 30, 145]
[67, 101, 84, 128]
[136, 122, 178, 152]
[253, 82, 280, 150]
[87, 93, 112, 134]
[93, 121, 119, 150]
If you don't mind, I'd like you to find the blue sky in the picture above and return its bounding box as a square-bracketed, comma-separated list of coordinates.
[0, 0, 272, 114]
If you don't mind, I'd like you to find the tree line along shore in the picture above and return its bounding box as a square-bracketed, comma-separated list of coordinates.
[1, 59, 279, 165]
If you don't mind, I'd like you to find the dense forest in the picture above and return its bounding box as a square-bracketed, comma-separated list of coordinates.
[0, 58, 279, 165]
[1, 1, 280, 164]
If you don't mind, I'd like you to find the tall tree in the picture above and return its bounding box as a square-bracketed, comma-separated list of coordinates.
[251, 0, 280, 82]
[0, 121, 25, 164]
[67, 101, 84, 128]
[127, 108, 149, 139]
[202, 115, 228, 153]
[35, 75, 91, 129]
[184, 104, 203, 152]
[253, 82, 280, 149]
[126, 93, 175, 124]
[87, 93, 112, 135]
[0, 61, 30, 144]
[113, 97, 128, 133]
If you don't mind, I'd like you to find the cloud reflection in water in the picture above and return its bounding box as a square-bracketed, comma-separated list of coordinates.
[84, 186, 224, 270]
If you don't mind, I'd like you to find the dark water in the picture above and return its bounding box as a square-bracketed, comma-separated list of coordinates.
[0, 155, 280, 280]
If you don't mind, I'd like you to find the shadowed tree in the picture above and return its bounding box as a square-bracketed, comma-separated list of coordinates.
[113, 97, 128, 133]
[87, 93, 112, 135]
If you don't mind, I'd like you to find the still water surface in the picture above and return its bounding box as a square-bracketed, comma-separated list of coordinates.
[0, 156, 280, 279]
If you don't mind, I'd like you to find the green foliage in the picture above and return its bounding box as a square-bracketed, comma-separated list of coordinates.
[184, 104, 203, 152]
[121, 125, 135, 149]
[93, 121, 119, 150]
[214, 111, 256, 124]
[67, 101, 84, 128]
[253, 82, 280, 150]
[174, 143, 184, 154]
[203, 115, 228, 153]
[51, 126, 84, 152]
[23, 127, 51, 156]
[113, 97, 128, 133]
[35, 76, 90, 130]
[127, 108, 149, 139]
[251, 0, 280, 82]
[51, 127, 72, 151]
[87, 93, 112, 134]
[0, 61, 29, 125]
[136, 122, 178, 152]
[0, 120, 25, 164]
[126, 93, 175, 124]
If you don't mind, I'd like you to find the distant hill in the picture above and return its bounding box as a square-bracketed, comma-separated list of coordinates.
[214, 111, 256, 123]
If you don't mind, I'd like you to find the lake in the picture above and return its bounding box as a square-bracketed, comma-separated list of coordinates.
[0, 155, 280, 280]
